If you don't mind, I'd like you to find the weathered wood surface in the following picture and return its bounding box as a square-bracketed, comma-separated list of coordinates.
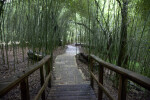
[90, 71, 114, 100]
[20, 78, 30, 100]
[90, 54, 150, 100]
[90, 58, 94, 89]
[47, 84, 97, 100]
[118, 75, 127, 100]
[53, 45, 87, 85]
[0, 55, 51, 97]
[34, 72, 51, 100]
[40, 67, 45, 100]
[98, 64, 103, 100]
[90, 54, 150, 91]
[1, 46, 150, 100]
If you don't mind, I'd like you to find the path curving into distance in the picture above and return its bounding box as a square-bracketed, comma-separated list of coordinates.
[52, 45, 88, 85]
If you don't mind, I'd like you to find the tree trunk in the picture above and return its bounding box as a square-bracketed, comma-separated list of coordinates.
[113, 0, 128, 88]
[117, 0, 128, 68]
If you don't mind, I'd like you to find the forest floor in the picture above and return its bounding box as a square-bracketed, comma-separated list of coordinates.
[76, 46, 150, 100]
[0, 45, 150, 100]
[0, 46, 67, 100]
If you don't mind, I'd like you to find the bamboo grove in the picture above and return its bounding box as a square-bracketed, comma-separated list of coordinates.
[0, 0, 150, 79]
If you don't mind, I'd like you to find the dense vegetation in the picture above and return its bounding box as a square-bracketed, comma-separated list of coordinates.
[0, 0, 150, 79]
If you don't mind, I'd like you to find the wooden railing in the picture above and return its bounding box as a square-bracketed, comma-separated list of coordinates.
[90, 54, 150, 100]
[1, 54, 150, 100]
[0, 55, 52, 100]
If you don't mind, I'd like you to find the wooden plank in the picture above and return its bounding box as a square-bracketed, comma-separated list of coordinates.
[20, 78, 30, 100]
[34, 72, 51, 100]
[52, 84, 90, 88]
[0, 55, 51, 97]
[50, 56, 53, 71]
[49, 89, 95, 96]
[51, 85, 91, 91]
[47, 84, 97, 100]
[90, 71, 114, 100]
[47, 96, 97, 100]
[40, 66, 45, 100]
[50, 90, 94, 94]
[90, 54, 150, 91]
[118, 75, 127, 100]
[45, 59, 51, 88]
[50, 88, 92, 92]
[48, 96, 97, 100]
[0, 72, 24, 97]
[49, 92, 95, 96]
[90, 58, 94, 89]
[98, 64, 103, 100]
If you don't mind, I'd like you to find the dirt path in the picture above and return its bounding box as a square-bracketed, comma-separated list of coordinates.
[52, 45, 89, 85]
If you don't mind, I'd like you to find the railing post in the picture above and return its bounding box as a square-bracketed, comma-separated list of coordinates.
[90, 57, 94, 89]
[98, 64, 103, 100]
[20, 78, 30, 100]
[45, 58, 51, 88]
[50, 56, 53, 71]
[118, 75, 127, 100]
[40, 66, 45, 100]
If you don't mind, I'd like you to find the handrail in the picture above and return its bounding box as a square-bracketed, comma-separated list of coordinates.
[90, 71, 114, 100]
[0, 55, 52, 100]
[34, 73, 51, 100]
[90, 54, 150, 90]
[89, 54, 150, 100]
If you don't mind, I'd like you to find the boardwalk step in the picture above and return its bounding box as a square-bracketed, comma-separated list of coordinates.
[47, 84, 97, 100]
[48, 96, 96, 100]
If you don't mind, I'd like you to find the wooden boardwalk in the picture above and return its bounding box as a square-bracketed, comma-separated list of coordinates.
[52, 45, 88, 85]
[1, 45, 150, 100]
[47, 45, 96, 100]
[47, 84, 97, 100]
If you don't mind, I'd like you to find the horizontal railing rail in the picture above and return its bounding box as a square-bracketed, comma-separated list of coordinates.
[89, 54, 150, 100]
[0, 55, 52, 100]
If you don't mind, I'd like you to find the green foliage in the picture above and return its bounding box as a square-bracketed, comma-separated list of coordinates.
[136, 0, 150, 20]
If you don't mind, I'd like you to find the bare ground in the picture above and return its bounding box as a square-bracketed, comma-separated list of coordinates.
[0, 46, 67, 100]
